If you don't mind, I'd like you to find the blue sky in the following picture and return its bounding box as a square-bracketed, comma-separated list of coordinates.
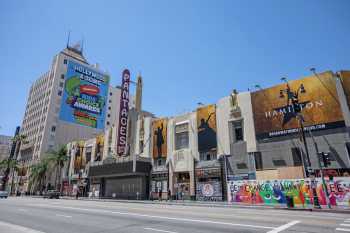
[0, 0, 349, 136]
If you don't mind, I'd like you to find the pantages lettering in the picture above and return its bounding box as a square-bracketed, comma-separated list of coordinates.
[117, 69, 130, 155]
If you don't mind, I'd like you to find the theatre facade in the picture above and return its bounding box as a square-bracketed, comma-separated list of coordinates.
[65, 70, 350, 201]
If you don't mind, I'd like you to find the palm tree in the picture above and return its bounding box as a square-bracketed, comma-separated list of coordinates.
[0, 158, 20, 193]
[46, 145, 68, 191]
[1, 134, 27, 191]
[29, 159, 49, 194]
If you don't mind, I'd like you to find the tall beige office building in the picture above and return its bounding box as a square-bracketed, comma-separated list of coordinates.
[19, 44, 121, 163]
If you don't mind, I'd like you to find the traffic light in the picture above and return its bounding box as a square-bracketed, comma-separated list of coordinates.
[321, 152, 331, 167]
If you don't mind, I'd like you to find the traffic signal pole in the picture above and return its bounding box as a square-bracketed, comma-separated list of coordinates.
[307, 128, 331, 209]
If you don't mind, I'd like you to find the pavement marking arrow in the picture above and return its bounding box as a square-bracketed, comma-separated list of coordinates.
[267, 220, 300, 233]
[144, 227, 178, 233]
[0, 220, 47, 233]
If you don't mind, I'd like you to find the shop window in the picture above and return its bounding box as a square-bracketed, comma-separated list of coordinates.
[291, 147, 302, 166]
[175, 123, 189, 150]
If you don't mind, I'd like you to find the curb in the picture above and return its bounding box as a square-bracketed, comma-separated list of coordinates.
[24, 196, 350, 213]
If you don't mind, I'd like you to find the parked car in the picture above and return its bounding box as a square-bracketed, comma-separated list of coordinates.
[0, 191, 8, 199]
[43, 190, 60, 199]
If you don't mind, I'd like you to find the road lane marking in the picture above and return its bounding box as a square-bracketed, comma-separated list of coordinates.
[55, 214, 72, 218]
[0, 220, 47, 233]
[28, 203, 275, 230]
[267, 220, 300, 233]
[144, 227, 178, 233]
[341, 224, 350, 227]
[337, 228, 350, 232]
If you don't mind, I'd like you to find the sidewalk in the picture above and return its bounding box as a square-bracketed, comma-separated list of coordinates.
[31, 195, 350, 214]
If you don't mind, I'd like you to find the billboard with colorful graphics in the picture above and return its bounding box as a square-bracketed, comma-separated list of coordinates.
[251, 71, 344, 140]
[197, 105, 217, 152]
[227, 178, 350, 208]
[59, 61, 109, 129]
[152, 118, 167, 159]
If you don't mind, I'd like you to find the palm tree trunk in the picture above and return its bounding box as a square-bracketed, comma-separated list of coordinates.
[10, 169, 15, 195]
[58, 165, 62, 192]
[54, 165, 58, 189]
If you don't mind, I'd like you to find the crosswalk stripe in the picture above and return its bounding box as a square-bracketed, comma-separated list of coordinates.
[336, 228, 350, 232]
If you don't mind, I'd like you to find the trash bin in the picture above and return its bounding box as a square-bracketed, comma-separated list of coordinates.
[286, 195, 294, 208]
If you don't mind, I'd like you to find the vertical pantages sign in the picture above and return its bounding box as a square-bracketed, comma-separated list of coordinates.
[117, 69, 130, 156]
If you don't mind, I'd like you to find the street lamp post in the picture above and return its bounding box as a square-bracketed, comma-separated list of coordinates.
[279, 77, 321, 208]
[279, 78, 311, 175]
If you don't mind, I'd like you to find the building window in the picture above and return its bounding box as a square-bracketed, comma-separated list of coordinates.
[106, 121, 110, 125]
[254, 152, 263, 170]
[58, 90, 62, 96]
[59, 82, 64, 87]
[109, 100, 112, 103]
[175, 123, 189, 150]
[291, 147, 303, 166]
[155, 158, 165, 167]
[108, 106, 111, 110]
[61, 74, 65, 79]
[107, 114, 110, 117]
[63, 59, 67, 64]
[110, 92, 112, 96]
[231, 120, 243, 142]
[51, 126, 56, 132]
[139, 140, 144, 153]
[200, 151, 216, 161]
[272, 159, 287, 167]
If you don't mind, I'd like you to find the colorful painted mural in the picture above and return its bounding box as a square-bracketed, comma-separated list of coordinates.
[227, 178, 350, 208]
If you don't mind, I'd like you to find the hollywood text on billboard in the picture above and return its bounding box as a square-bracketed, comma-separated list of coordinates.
[117, 69, 130, 155]
[59, 61, 109, 129]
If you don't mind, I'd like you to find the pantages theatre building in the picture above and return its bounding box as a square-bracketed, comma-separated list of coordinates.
[65, 70, 350, 201]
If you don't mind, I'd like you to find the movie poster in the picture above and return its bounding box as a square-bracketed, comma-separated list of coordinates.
[74, 141, 85, 173]
[339, 70, 350, 108]
[251, 71, 344, 140]
[152, 118, 167, 159]
[197, 105, 217, 152]
[59, 61, 109, 129]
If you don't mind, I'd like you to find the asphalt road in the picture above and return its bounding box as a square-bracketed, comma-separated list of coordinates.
[0, 197, 349, 233]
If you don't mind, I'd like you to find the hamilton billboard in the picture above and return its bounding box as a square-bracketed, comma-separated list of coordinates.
[251, 71, 345, 140]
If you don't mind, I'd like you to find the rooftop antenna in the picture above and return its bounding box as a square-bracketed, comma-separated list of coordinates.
[66, 31, 71, 48]
[81, 37, 84, 54]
